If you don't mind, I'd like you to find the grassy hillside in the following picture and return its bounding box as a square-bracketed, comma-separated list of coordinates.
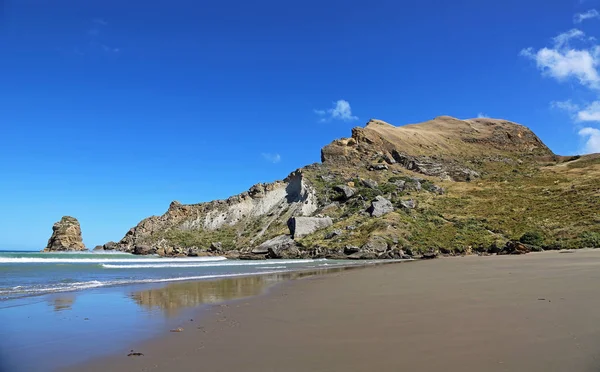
[111, 117, 600, 257]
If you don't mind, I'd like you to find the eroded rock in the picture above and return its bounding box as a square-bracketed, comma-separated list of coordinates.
[255, 235, 300, 259]
[333, 185, 356, 200]
[43, 216, 86, 252]
[367, 196, 394, 217]
[288, 216, 333, 238]
[400, 199, 417, 210]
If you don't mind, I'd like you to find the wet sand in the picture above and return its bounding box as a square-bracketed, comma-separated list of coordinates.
[67, 250, 600, 372]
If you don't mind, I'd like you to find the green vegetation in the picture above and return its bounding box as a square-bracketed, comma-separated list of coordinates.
[580, 232, 600, 248]
[519, 231, 543, 246]
[136, 120, 600, 257]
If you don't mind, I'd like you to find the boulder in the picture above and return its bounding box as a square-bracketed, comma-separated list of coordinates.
[324, 229, 342, 240]
[361, 179, 379, 189]
[333, 185, 356, 200]
[404, 180, 422, 192]
[134, 245, 155, 255]
[224, 250, 241, 259]
[344, 245, 361, 255]
[187, 247, 213, 257]
[499, 241, 541, 255]
[287, 216, 333, 238]
[209, 242, 223, 252]
[431, 185, 445, 195]
[103, 241, 118, 250]
[368, 164, 388, 171]
[393, 180, 406, 191]
[421, 251, 438, 259]
[361, 237, 389, 253]
[251, 246, 269, 254]
[239, 254, 267, 260]
[367, 196, 394, 217]
[43, 216, 87, 252]
[347, 251, 379, 260]
[400, 199, 417, 210]
[255, 235, 300, 259]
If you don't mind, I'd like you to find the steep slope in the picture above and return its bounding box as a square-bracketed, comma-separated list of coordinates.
[104, 116, 600, 258]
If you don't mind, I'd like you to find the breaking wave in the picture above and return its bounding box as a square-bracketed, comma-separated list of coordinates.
[100, 259, 325, 269]
[0, 270, 290, 297]
[0, 256, 228, 264]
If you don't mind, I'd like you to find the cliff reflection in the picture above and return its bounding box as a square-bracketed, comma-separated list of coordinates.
[49, 295, 75, 312]
[129, 267, 352, 317]
[129, 274, 285, 317]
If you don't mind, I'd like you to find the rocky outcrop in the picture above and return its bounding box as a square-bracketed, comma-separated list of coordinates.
[368, 196, 394, 217]
[321, 117, 553, 181]
[43, 216, 86, 252]
[256, 235, 300, 259]
[400, 199, 417, 210]
[110, 170, 318, 253]
[288, 216, 333, 238]
[499, 241, 543, 255]
[94, 115, 599, 259]
[333, 185, 355, 200]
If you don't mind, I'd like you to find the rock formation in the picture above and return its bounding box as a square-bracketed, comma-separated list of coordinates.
[287, 216, 333, 238]
[43, 216, 86, 252]
[97, 116, 599, 258]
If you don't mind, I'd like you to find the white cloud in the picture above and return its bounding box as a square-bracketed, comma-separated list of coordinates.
[574, 9, 600, 23]
[314, 100, 358, 122]
[579, 127, 600, 153]
[577, 101, 600, 121]
[330, 100, 358, 121]
[477, 112, 489, 118]
[522, 17, 600, 155]
[553, 29, 585, 48]
[261, 153, 281, 164]
[520, 29, 600, 89]
[551, 99, 580, 113]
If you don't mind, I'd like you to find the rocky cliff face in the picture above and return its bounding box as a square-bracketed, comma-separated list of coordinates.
[110, 170, 319, 256]
[43, 216, 86, 252]
[103, 116, 600, 258]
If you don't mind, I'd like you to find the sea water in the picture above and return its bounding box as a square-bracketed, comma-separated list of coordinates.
[0, 250, 359, 300]
[0, 250, 396, 371]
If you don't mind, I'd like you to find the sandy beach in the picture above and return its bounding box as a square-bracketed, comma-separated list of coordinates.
[62, 250, 600, 372]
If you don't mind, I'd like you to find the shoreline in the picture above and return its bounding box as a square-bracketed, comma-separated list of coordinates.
[65, 250, 600, 372]
[0, 259, 407, 372]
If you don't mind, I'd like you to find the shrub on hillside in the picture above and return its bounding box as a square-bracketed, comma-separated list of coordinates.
[519, 231, 543, 246]
[579, 232, 600, 248]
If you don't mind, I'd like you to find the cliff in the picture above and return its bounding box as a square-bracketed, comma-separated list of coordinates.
[102, 116, 600, 258]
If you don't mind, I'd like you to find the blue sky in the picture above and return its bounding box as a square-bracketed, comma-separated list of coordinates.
[1, 0, 600, 250]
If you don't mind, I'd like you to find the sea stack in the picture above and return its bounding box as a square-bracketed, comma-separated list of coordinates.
[43, 216, 87, 252]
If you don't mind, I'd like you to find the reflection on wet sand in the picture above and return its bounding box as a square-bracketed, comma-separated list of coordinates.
[130, 267, 355, 317]
[49, 295, 76, 312]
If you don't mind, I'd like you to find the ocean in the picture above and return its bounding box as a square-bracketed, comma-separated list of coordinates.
[0, 250, 364, 300]
[0, 250, 397, 371]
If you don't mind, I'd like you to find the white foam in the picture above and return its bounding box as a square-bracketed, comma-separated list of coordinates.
[0, 256, 228, 264]
[100, 259, 322, 269]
